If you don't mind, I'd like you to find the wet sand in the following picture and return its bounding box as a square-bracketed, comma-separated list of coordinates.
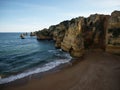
[1, 51, 120, 90]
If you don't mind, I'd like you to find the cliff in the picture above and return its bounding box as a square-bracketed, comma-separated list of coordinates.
[36, 10, 120, 57]
[106, 11, 120, 54]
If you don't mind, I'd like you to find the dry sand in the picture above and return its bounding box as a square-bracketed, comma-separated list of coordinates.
[1, 51, 120, 90]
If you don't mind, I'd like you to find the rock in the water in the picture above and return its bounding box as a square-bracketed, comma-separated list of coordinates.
[30, 32, 36, 36]
[20, 34, 25, 39]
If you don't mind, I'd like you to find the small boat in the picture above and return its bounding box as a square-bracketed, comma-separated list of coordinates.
[20, 34, 25, 39]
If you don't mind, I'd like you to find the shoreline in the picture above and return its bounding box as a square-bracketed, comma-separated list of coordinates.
[0, 51, 72, 85]
[1, 51, 120, 90]
[0, 58, 77, 89]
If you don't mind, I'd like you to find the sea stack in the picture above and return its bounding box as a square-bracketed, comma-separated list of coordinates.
[30, 32, 36, 36]
[20, 34, 25, 39]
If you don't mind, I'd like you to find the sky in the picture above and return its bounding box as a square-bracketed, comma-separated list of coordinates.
[0, 0, 120, 32]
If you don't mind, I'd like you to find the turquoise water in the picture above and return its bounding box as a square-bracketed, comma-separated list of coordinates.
[0, 33, 71, 84]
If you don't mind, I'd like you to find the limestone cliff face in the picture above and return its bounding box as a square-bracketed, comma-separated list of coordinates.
[50, 21, 69, 48]
[83, 14, 109, 49]
[106, 11, 120, 54]
[61, 17, 84, 57]
[36, 10, 120, 57]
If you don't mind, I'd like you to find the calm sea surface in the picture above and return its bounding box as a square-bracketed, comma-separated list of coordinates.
[0, 33, 71, 84]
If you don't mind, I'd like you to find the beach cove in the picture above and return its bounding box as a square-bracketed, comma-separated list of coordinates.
[0, 5, 120, 90]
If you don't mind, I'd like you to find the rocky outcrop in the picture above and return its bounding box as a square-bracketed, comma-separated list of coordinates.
[36, 10, 120, 57]
[50, 21, 69, 48]
[30, 32, 36, 36]
[83, 14, 109, 49]
[106, 11, 120, 54]
[61, 17, 84, 57]
[36, 28, 52, 40]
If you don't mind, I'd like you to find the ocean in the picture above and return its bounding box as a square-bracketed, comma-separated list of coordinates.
[0, 33, 71, 84]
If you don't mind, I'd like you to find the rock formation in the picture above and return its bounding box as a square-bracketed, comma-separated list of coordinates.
[36, 10, 120, 57]
[61, 17, 84, 57]
[106, 11, 120, 54]
[30, 32, 36, 36]
[20, 34, 25, 39]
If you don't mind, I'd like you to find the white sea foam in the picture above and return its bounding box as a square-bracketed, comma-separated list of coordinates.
[0, 53, 72, 84]
[48, 49, 56, 53]
[48, 49, 62, 53]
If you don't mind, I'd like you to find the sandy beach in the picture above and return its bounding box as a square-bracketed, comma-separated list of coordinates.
[1, 50, 120, 90]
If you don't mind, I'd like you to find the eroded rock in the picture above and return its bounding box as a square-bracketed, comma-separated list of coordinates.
[106, 10, 120, 54]
[36, 10, 120, 57]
